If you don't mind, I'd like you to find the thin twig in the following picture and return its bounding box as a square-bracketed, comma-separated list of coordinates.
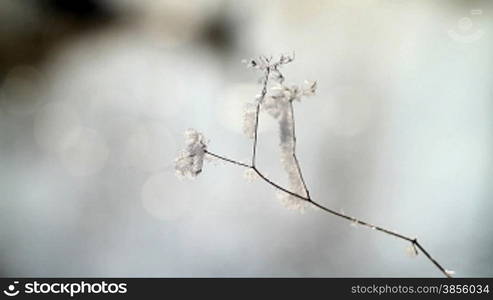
[197, 54, 451, 278]
[251, 65, 271, 167]
[204, 149, 451, 278]
[252, 166, 310, 201]
[414, 240, 451, 277]
[288, 100, 311, 199]
[205, 150, 251, 168]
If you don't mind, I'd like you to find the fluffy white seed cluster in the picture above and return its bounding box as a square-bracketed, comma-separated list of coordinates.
[261, 81, 317, 120]
[175, 129, 207, 179]
[276, 103, 307, 211]
[242, 102, 257, 139]
[176, 54, 317, 212]
[241, 55, 317, 211]
[278, 152, 308, 211]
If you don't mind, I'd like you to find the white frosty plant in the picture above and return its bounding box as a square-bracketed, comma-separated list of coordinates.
[174, 54, 453, 278]
[175, 129, 207, 179]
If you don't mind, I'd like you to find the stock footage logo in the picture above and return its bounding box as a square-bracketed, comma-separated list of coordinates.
[448, 9, 484, 43]
[2, 280, 128, 298]
[3, 281, 19, 297]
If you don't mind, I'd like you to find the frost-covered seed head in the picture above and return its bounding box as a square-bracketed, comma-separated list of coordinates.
[175, 129, 207, 179]
[242, 103, 257, 139]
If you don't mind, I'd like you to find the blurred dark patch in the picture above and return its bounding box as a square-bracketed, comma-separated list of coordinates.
[199, 14, 237, 54]
[0, 0, 117, 80]
[40, 0, 114, 20]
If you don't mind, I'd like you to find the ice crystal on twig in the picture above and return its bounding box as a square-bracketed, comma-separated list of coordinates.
[175, 129, 207, 178]
[242, 54, 317, 211]
[174, 54, 452, 278]
[405, 244, 419, 257]
[242, 103, 257, 139]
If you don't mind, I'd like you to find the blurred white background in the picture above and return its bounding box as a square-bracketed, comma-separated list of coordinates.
[0, 0, 492, 277]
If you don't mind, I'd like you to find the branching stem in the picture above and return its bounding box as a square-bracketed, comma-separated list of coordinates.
[288, 100, 311, 199]
[205, 149, 451, 278]
[201, 55, 451, 278]
[251, 65, 271, 167]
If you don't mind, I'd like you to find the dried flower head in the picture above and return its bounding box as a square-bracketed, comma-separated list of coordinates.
[175, 129, 207, 179]
[175, 54, 451, 278]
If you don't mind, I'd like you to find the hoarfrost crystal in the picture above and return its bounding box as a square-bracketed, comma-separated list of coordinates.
[405, 245, 419, 257]
[242, 103, 257, 139]
[243, 168, 258, 182]
[174, 53, 451, 278]
[175, 129, 207, 179]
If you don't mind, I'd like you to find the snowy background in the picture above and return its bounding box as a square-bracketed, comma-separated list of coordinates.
[1, 0, 492, 277]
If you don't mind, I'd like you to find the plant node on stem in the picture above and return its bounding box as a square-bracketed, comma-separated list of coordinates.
[175, 54, 452, 278]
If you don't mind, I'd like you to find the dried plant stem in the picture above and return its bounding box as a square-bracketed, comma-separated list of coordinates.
[205, 149, 451, 278]
[251, 66, 271, 167]
[288, 100, 310, 199]
[205, 151, 250, 168]
[203, 58, 451, 277]
[186, 55, 451, 278]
